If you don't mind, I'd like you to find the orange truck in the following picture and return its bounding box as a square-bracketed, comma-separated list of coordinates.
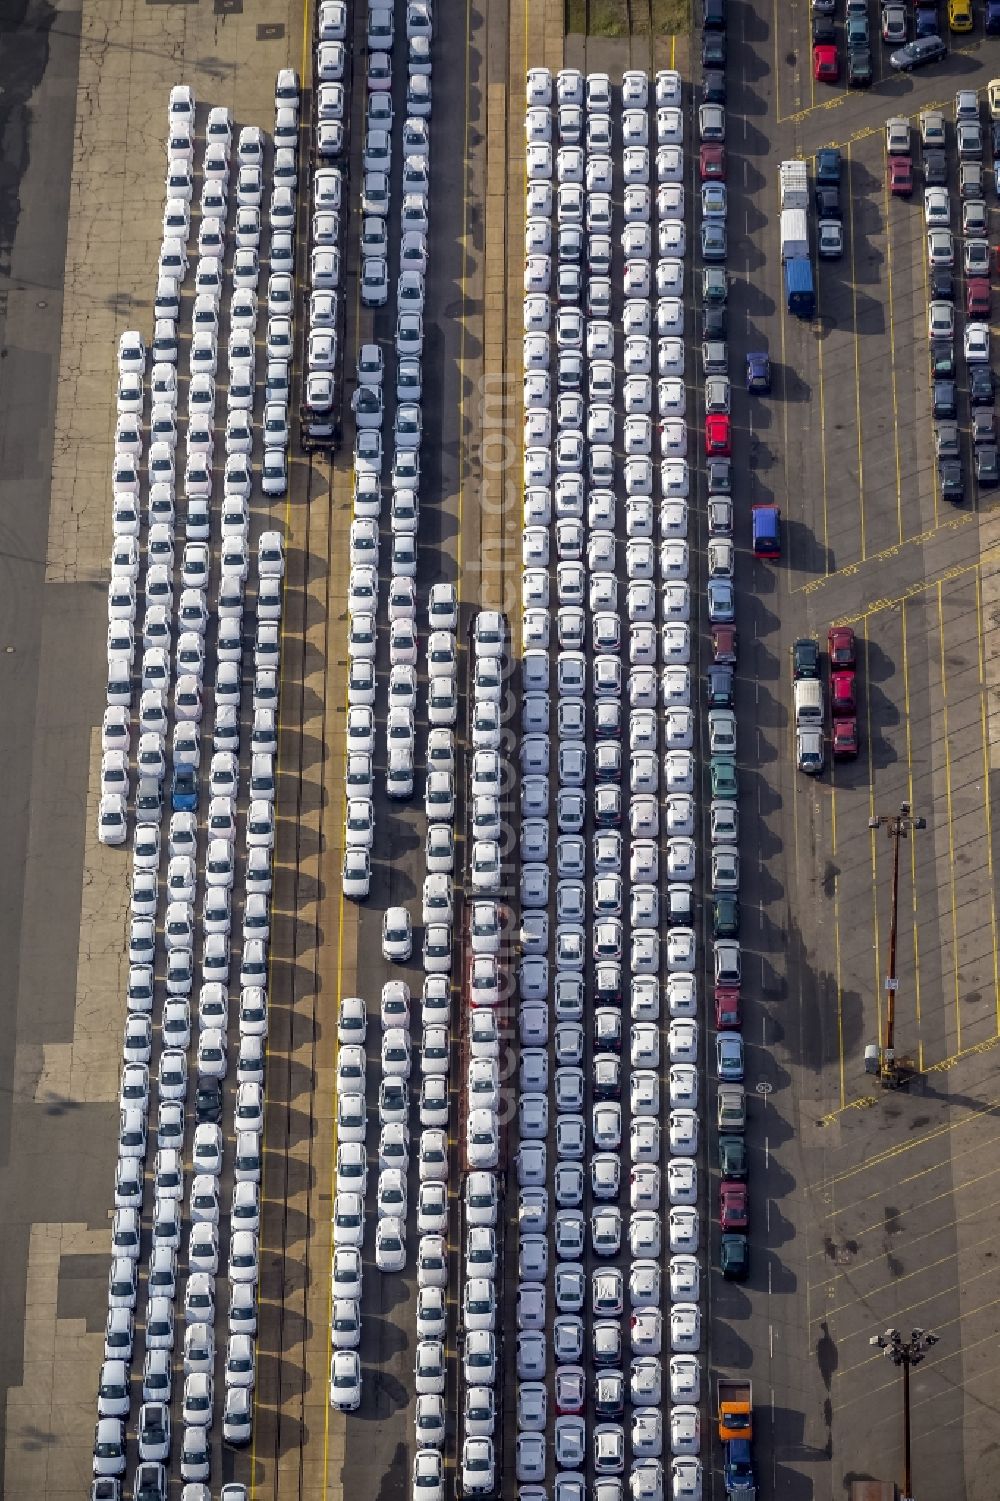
[717, 1378, 752, 1442]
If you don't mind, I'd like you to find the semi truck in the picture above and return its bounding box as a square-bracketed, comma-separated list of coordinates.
[780, 207, 809, 261]
[717, 1377, 752, 1441]
[784, 257, 815, 318]
[779, 159, 809, 209]
[724, 1437, 757, 1501]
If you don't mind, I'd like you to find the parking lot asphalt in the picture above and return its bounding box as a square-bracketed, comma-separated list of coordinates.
[6, 0, 1000, 1496]
[722, 4, 1000, 1498]
[0, 0, 306, 1495]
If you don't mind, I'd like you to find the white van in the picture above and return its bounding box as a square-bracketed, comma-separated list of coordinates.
[793, 677, 824, 726]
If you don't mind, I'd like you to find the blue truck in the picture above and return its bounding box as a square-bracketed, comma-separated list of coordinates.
[784, 255, 815, 318]
[724, 1438, 756, 1500]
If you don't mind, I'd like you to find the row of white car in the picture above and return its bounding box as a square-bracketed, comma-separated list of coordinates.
[93, 84, 292, 1494]
[449, 614, 517, 1495]
[512, 67, 706, 1501]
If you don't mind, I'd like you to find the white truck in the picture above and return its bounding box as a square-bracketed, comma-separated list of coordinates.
[779, 159, 809, 210]
[780, 207, 809, 261]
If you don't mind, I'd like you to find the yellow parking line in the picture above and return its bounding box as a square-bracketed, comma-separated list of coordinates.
[918, 197, 941, 531]
[814, 268, 832, 570]
[863, 625, 883, 1049]
[975, 568, 1000, 1034]
[845, 144, 866, 557]
[828, 1085, 1000, 1186]
[829, 768, 847, 1110]
[823, 1120, 1000, 1222]
[828, 550, 1000, 625]
[937, 579, 963, 1055]
[900, 599, 924, 1073]
[882, 173, 905, 546]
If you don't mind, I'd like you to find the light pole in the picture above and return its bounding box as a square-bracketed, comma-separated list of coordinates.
[868, 802, 926, 1085]
[869, 1327, 940, 1500]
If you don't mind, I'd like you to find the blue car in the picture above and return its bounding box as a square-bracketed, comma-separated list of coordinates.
[746, 351, 771, 392]
[171, 766, 198, 812]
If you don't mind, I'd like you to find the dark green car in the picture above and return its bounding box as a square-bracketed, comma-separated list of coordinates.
[792, 638, 819, 678]
[702, 267, 727, 306]
[847, 45, 872, 86]
[721, 1232, 750, 1280]
[710, 755, 738, 799]
[713, 894, 740, 938]
[719, 1133, 747, 1179]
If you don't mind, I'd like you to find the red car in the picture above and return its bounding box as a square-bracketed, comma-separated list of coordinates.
[705, 413, 731, 456]
[813, 43, 839, 81]
[888, 155, 913, 195]
[715, 986, 742, 1029]
[832, 717, 859, 759]
[712, 625, 738, 666]
[699, 143, 726, 181]
[967, 278, 991, 317]
[827, 625, 856, 668]
[830, 669, 857, 717]
[720, 1181, 749, 1230]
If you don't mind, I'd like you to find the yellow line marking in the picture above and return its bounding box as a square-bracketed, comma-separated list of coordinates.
[882, 171, 905, 547]
[863, 625, 883, 1049]
[918, 201, 941, 532]
[821, 1110, 1000, 1219]
[670, 33, 675, 68]
[846, 143, 866, 558]
[975, 567, 1000, 1034]
[829, 552, 999, 625]
[816, 1243, 1000, 1324]
[937, 579, 963, 1054]
[834, 1292, 1000, 1378]
[814, 261, 831, 570]
[826, 1084, 1000, 1184]
[818, 1095, 880, 1125]
[900, 598, 924, 1072]
[797, 504, 1000, 597]
[251, 5, 313, 1491]
[829, 762, 847, 1110]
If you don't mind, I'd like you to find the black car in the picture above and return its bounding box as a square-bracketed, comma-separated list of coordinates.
[703, 0, 726, 27]
[890, 35, 947, 69]
[976, 445, 999, 486]
[705, 664, 734, 707]
[792, 637, 820, 678]
[702, 66, 726, 102]
[812, 16, 836, 43]
[929, 339, 955, 379]
[816, 146, 842, 184]
[815, 184, 842, 219]
[991, 122, 1000, 158]
[719, 1134, 748, 1179]
[702, 306, 727, 340]
[988, 0, 1000, 32]
[970, 365, 995, 405]
[938, 458, 963, 502]
[196, 1078, 223, 1124]
[848, 45, 873, 86]
[923, 149, 948, 185]
[702, 31, 726, 65]
[930, 268, 954, 301]
[713, 895, 740, 939]
[932, 379, 957, 418]
[721, 1233, 750, 1281]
